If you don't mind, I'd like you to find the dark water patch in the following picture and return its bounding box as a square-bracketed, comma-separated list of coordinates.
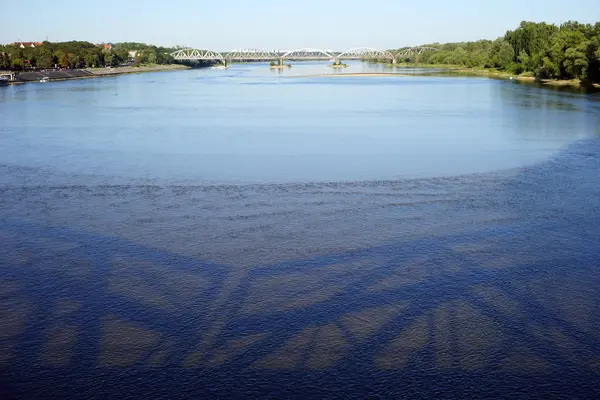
[2, 140, 600, 397]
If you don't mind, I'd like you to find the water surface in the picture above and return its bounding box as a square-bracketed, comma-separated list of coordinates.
[2, 62, 597, 184]
[1, 62, 600, 399]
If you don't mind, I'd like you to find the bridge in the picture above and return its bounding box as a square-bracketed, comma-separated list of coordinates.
[170, 46, 437, 65]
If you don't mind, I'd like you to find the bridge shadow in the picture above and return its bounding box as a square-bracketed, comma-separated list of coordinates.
[2, 139, 600, 399]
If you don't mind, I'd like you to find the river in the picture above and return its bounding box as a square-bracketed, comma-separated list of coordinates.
[1, 62, 600, 399]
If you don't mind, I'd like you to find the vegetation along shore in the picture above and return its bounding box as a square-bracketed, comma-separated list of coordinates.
[390, 20, 600, 87]
[0, 41, 198, 83]
[1, 20, 598, 87]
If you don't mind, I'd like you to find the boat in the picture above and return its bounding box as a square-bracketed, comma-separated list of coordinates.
[211, 65, 229, 70]
[0, 76, 9, 86]
[40, 76, 50, 83]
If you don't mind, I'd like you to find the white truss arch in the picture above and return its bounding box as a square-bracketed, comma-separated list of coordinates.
[395, 46, 438, 58]
[225, 49, 279, 61]
[170, 48, 226, 63]
[280, 48, 334, 60]
[336, 47, 395, 61]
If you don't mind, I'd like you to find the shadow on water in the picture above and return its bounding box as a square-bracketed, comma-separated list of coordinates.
[1, 139, 600, 399]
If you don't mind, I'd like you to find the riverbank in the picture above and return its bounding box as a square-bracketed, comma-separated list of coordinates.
[386, 63, 600, 87]
[4, 64, 190, 85]
[294, 72, 412, 78]
[291, 71, 600, 91]
[88, 64, 190, 76]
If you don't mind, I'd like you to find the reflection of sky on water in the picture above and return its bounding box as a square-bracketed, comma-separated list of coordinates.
[1, 62, 598, 185]
[1, 138, 600, 398]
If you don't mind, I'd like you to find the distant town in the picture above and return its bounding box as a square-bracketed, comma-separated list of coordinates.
[0, 41, 178, 71]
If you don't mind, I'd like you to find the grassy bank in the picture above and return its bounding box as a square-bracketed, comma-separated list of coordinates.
[386, 63, 600, 87]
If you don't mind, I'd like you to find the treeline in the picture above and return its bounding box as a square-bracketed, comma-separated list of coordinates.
[0, 41, 179, 70]
[393, 21, 600, 82]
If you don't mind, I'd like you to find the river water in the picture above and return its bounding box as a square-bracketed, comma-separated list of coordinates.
[1, 62, 600, 399]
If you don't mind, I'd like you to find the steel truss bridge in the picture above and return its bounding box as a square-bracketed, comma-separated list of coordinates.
[170, 46, 437, 64]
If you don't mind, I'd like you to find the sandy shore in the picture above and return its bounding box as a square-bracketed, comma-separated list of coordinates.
[291, 72, 413, 78]
[89, 64, 190, 76]
[290, 71, 600, 90]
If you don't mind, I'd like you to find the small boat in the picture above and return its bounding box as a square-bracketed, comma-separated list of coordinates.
[211, 65, 229, 70]
[40, 76, 50, 83]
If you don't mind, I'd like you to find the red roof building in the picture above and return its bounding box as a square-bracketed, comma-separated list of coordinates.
[14, 42, 43, 48]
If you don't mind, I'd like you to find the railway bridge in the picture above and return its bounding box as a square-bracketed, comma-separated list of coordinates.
[170, 46, 437, 65]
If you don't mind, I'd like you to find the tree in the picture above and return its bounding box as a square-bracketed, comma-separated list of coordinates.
[0, 40, 183, 72]
[539, 56, 560, 78]
[548, 29, 588, 79]
[101, 48, 113, 67]
[55, 51, 69, 68]
[0, 53, 11, 70]
[563, 44, 588, 79]
[106, 53, 115, 67]
[11, 57, 25, 70]
[67, 53, 78, 68]
[84, 51, 100, 68]
[37, 47, 53, 68]
[488, 39, 514, 69]
[517, 51, 530, 70]
[505, 21, 558, 63]
[497, 41, 515, 69]
[113, 49, 129, 65]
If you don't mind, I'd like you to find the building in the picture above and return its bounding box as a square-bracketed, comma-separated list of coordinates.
[14, 42, 43, 48]
[95, 43, 112, 50]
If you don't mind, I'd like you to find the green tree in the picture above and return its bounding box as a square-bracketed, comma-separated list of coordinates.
[11, 57, 25, 70]
[67, 53, 78, 68]
[498, 41, 515, 69]
[548, 29, 588, 79]
[0, 53, 10, 70]
[147, 52, 157, 64]
[37, 47, 54, 68]
[563, 44, 588, 79]
[517, 51, 530, 70]
[539, 56, 560, 78]
[55, 51, 69, 68]
[488, 39, 514, 69]
[84, 51, 100, 68]
[505, 21, 558, 64]
[101, 48, 113, 67]
[113, 49, 129, 64]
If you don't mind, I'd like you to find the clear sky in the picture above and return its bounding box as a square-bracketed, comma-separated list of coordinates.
[2, 0, 599, 51]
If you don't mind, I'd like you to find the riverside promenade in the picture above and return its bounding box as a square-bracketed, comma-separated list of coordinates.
[1, 64, 189, 84]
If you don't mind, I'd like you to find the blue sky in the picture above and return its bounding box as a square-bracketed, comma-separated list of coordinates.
[2, 0, 599, 50]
